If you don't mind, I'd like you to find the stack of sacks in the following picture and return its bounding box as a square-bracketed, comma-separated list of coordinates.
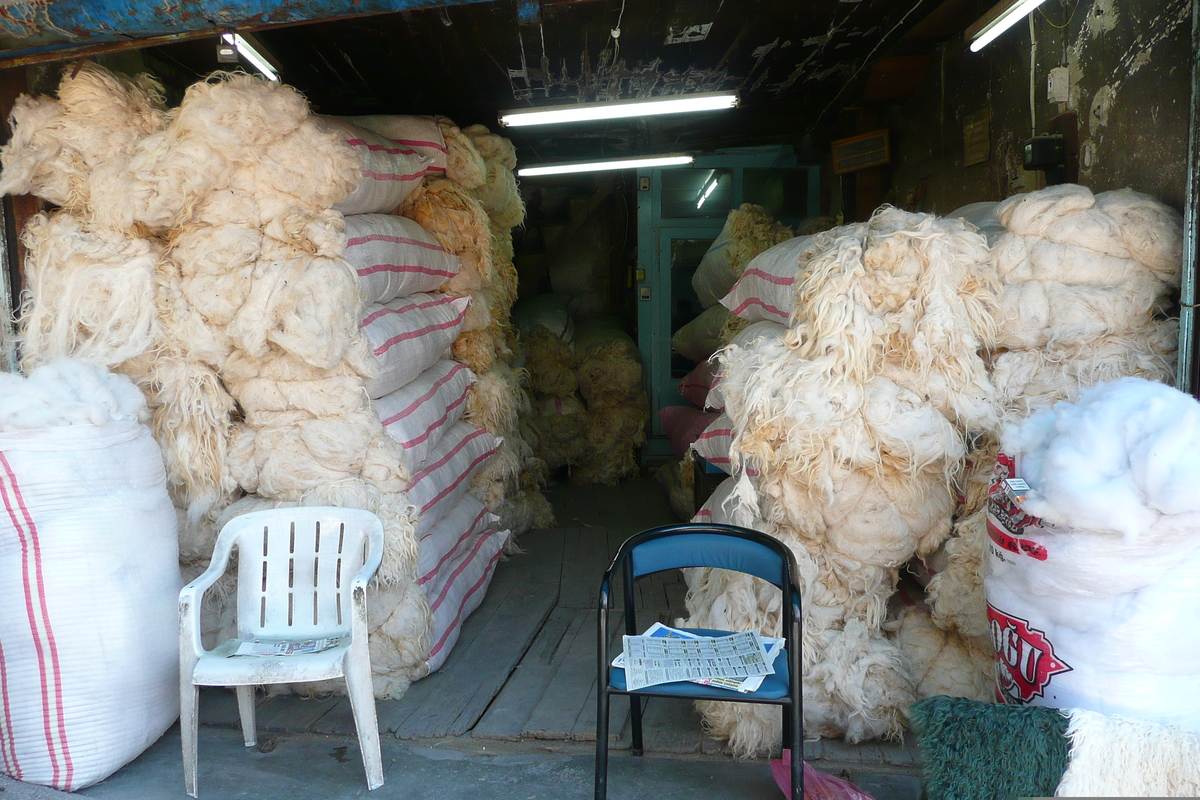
[572, 319, 649, 484]
[1, 66, 507, 698]
[924, 185, 1183, 695]
[681, 208, 1001, 754]
[673, 205, 794, 364]
[655, 359, 725, 520]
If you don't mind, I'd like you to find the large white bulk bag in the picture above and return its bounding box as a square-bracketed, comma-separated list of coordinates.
[360, 294, 470, 399]
[985, 379, 1200, 732]
[691, 215, 735, 308]
[0, 362, 179, 791]
[335, 114, 448, 175]
[321, 118, 437, 216]
[720, 235, 812, 325]
[375, 360, 476, 470]
[407, 422, 500, 536]
[344, 214, 462, 305]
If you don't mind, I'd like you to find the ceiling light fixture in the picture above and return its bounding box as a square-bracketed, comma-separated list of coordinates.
[222, 33, 279, 81]
[499, 92, 738, 128]
[518, 154, 695, 177]
[966, 0, 1051, 52]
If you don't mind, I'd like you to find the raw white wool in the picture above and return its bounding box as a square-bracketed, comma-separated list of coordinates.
[344, 214, 461, 304]
[229, 374, 369, 419]
[19, 212, 162, 369]
[1003, 377, 1200, 544]
[254, 117, 360, 211]
[407, 421, 501, 535]
[399, 179, 492, 283]
[992, 320, 1177, 418]
[720, 235, 815, 325]
[891, 606, 992, 702]
[0, 358, 146, 430]
[995, 183, 1099, 239]
[946, 202, 1005, 245]
[1054, 709, 1200, 797]
[319, 116, 436, 215]
[463, 362, 527, 439]
[462, 124, 517, 170]
[0, 63, 167, 212]
[992, 278, 1166, 350]
[995, 234, 1164, 289]
[925, 508, 989, 639]
[469, 434, 533, 510]
[526, 393, 589, 469]
[1093, 189, 1183, 283]
[437, 118, 486, 189]
[362, 578, 434, 697]
[169, 223, 263, 326]
[360, 294, 470, 399]
[375, 360, 477, 470]
[574, 321, 646, 408]
[693, 204, 794, 308]
[495, 489, 556, 537]
[337, 114, 448, 174]
[226, 251, 365, 372]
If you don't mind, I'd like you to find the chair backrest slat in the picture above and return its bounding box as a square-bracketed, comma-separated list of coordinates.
[628, 530, 785, 587]
[225, 508, 377, 640]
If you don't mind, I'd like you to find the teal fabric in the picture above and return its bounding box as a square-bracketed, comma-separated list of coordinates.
[609, 627, 789, 700]
[629, 534, 784, 584]
[910, 696, 1070, 800]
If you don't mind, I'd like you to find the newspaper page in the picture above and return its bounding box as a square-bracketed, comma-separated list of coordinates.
[621, 625, 771, 691]
[231, 637, 342, 657]
[613, 623, 783, 693]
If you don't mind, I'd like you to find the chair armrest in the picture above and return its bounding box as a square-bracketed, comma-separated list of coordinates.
[348, 533, 384, 645]
[178, 539, 236, 659]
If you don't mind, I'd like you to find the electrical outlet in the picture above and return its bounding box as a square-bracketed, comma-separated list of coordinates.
[1048, 67, 1070, 104]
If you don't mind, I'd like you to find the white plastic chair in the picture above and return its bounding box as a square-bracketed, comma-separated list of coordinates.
[179, 507, 385, 797]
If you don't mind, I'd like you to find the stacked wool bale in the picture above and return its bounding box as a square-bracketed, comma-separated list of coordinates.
[2, 66, 516, 698]
[681, 208, 1001, 754]
[523, 324, 590, 470]
[572, 319, 650, 485]
[922, 185, 1183, 691]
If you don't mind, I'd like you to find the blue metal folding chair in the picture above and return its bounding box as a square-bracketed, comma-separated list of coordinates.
[594, 523, 803, 799]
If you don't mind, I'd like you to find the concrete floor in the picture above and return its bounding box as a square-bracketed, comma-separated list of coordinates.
[3, 479, 924, 800]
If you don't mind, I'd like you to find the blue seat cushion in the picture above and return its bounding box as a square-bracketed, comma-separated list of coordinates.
[608, 628, 790, 701]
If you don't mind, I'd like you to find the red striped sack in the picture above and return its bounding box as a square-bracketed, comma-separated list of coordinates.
[344, 214, 461, 305]
[321, 117, 437, 216]
[407, 422, 501, 536]
[690, 412, 734, 474]
[0, 423, 179, 790]
[361, 293, 470, 399]
[692, 475, 737, 525]
[420, 497, 508, 672]
[720, 235, 813, 324]
[335, 115, 448, 176]
[375, 360, 476, 471]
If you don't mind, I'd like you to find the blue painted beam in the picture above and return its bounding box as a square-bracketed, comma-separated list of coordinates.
[0, 0, 504, 63]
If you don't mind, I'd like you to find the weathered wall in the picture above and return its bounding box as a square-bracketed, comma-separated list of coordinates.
[888, 0, 1191, 213]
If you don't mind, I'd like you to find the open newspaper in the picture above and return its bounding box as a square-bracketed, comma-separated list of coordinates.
[231, 637, 342, 657]
[614, 623, 783, 692]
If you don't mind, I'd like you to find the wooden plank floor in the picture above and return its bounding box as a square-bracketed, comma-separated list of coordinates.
[198, 477, 923, 767]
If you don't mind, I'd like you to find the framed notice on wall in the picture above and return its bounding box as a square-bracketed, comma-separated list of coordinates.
[964, 110, 991, 167]
[831, 129, 890, 174]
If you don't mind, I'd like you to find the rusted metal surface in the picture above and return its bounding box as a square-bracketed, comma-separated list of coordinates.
[0, 0, 504, 66]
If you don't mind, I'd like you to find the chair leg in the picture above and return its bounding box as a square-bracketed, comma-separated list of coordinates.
[181, 685, 200, 798]
[790, 703, 803, 800]
[235, 686, 257, 747]
[344, 653, 385, 791]
[594, 690, 609, 800]
[629, 695, 644, 757]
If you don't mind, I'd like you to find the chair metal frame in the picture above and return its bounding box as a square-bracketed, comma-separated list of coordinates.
[595, 523, 803, 799]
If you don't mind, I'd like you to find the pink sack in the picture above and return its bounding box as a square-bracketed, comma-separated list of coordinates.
[679, 361, 719, 408]
[770, 752, 876, 800]
[658, 406, 719, 459]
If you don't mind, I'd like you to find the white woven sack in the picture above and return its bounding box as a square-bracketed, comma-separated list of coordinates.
[344, 214, 462, 305]
[375, 360, 476, 470]
[720, 235, 812, 324]
[692, 215, 735, 308]
[361, 294, 470, 399]
[407, 422, 501, 536]
[423, 521, 508, 672]
[690, 412, 733, 474]
[335, 114, 448, 175]
[321, 118, 436, 216]
[0, 423, 179, 790]
[692, 475, 737, 525]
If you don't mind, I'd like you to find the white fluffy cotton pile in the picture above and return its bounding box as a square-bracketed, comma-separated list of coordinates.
[0, 359, 147, 431]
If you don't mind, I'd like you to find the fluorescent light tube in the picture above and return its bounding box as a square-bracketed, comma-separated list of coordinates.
[500, 92, 737, 128]
[223, 33, 279, 81]
[967, 0, 1050, 52]
[518, 154, 695, 177]
[696, 176, 719, 209]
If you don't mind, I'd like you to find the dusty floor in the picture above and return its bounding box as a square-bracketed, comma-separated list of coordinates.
[7, 478, 923, 800]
